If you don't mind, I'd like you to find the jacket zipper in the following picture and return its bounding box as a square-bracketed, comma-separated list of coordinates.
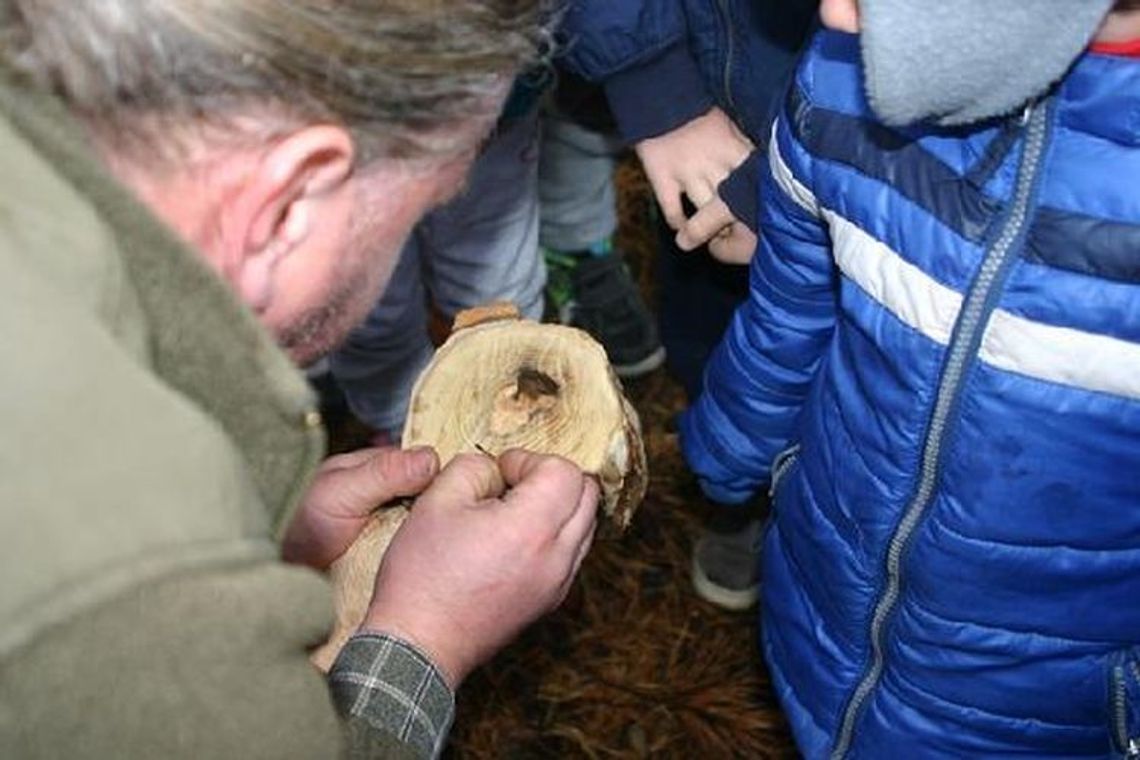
[769, 444, 802, 498]
[715, 0, 738, 114]
[1132, 663, 1140, 760]
[1114, 662, 1140, 759]
[829, 101, 1053, 759]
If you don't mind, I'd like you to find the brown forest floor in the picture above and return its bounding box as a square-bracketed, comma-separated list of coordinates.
[332, 159, 797, 758]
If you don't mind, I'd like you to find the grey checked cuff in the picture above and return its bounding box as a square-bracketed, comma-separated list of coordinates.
[328, 633, 455, 759]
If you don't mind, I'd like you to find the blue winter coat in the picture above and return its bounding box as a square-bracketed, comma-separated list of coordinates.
[558, 0, 816, 227]
[681, 30, 1140, 758]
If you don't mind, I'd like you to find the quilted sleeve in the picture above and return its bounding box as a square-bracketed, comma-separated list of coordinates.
[680, 81, 837, 504]
[558, 0, 714, 142]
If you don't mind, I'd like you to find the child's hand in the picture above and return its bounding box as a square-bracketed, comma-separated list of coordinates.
[677, 196, 758, 265]
[635, 106, 753, 236]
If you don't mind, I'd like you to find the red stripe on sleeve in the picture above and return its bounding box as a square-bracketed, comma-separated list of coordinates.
[1090, 38, 1140, 58]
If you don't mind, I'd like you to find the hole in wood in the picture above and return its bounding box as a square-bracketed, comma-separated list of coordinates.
[489, 366, 561, 437]
[514, 366, 560, 401]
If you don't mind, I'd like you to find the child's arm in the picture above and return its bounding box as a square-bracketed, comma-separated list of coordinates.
[559, 1, 712, 145]
[680, 106, 837, 504]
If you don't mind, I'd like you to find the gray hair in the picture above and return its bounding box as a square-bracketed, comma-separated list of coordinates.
[0, 0, 554, 160]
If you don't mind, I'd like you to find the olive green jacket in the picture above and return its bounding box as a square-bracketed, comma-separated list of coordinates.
[0, 71, 431, 758]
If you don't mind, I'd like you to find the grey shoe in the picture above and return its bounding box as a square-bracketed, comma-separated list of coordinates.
[691, 507, 764, 611]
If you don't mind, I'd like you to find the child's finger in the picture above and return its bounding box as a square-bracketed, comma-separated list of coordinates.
[653, 180, 686, 230]
[676, 198, 734, 251]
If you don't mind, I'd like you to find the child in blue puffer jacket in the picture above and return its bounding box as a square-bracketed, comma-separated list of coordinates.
[681, 0, 1140, 756]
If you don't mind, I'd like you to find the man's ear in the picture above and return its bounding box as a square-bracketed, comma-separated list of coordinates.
[235, 125, 355, 310]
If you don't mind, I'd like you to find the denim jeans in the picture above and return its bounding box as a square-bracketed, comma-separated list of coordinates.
[330, 109, 545, 433]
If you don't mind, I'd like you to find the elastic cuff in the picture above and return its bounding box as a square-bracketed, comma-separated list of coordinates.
[699, 478, 759, 506]
[329, 633, 456, 759]
[678, 409, 759, 506]
[604, 42, 715, 143]
[717, 151, 763, 234]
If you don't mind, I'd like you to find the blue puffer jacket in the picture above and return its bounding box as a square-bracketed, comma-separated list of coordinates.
[681, 30, 1140, 759]
[558, 0, 816, 227]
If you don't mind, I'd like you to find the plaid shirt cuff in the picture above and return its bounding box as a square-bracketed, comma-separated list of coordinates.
[328, 633, 455, 759]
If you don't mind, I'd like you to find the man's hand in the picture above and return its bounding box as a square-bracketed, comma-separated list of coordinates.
[635, 106, 753, 238]
[677, 197, 759, 265]
[362, 450, 599, 688]
[282, 446, 440, 569]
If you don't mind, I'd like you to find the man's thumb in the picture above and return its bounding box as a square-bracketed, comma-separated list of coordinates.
[348, 446, 440, 508]
[415, 452, 506, 511]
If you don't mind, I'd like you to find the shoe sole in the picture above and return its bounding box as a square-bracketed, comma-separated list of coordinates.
[690, 553, 760, 611]
[612, 346, 667, 379]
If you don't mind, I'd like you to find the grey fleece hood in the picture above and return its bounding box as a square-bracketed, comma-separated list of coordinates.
[859, 0, 1115, 126]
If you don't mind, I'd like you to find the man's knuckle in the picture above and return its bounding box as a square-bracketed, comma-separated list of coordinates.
[372, 447, 402, 473]
[362, 453, 397, 492]
[537, 456, 582, 489]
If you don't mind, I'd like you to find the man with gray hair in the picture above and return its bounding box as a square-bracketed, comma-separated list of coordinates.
[0, 1, 599, 758]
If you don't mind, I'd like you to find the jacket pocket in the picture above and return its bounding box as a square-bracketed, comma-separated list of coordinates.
[1110, 649, 1140, 759]
[768, 443, 802, 501]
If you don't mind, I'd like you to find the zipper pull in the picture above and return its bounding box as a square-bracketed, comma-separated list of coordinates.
[1127, 737, 1140, 760]
[1019, 101, 1034, 126]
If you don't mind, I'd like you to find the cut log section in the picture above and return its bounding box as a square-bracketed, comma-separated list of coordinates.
[405, 303, 647, 526]
[310, 304, 648, 671]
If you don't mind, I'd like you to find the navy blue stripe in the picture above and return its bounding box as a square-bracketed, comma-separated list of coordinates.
[786, 85, 999, 244]
[962, 120, 1021, 189]
[783, 85, 1140, 285]
[1027, 208, 1140, 284]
